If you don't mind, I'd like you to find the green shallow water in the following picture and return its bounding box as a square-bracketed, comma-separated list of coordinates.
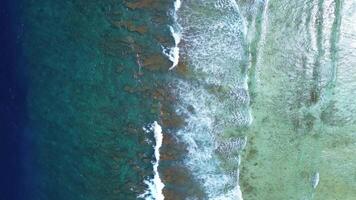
[239, 0, 356, 199]
[172, 0, 356, 199]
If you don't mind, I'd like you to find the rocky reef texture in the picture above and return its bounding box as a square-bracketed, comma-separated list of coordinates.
[23, 0, 175, 199]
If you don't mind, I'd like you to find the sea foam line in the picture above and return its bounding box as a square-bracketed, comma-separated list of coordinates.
[163, 0, 182, 70]
[170, 0, 253, 198]
[139, 121, 165, 200]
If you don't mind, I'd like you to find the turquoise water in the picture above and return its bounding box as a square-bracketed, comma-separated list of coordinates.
[23, 0, 173, 199]
[15, 0, 356, 199]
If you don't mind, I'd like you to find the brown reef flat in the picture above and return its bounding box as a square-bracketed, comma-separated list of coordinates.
[142, 54, 171, 71]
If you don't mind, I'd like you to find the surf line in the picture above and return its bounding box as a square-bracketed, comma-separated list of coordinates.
[140, 121, 165, 200]
[162, 0, 182, 70]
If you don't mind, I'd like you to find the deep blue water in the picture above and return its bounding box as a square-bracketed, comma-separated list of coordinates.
[0, 0, 33, 199]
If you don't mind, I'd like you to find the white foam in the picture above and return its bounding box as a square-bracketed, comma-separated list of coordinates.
[312, 172, 320, 189]
[174, 0, 181, 11]
[162, 0, 182, 70]
[167, 0, 261, 199]
[165, 26, 181, 70]
[170, 26, 182, 45]
[139, 122, 165, 200]
[173, 81, 245, 199]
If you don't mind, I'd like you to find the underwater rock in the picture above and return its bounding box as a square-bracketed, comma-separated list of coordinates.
[156, 35, 171, 46]
[160, 106, 185, 129]
[161, 165, 205, 200]
[142, 54, 170, 71]
[160, 133, 187, 161]
[151, 87, 176, 102]
[125, 0, 156, 10]
[241, 178, 254, 194]
[174, 61, 190, 76]
[112, 21, 148, 35]
[161, 114, 185, 129]
[162, 167, 188, 185]
[152, 89, 165, 101]
[245, 148, 258, 161]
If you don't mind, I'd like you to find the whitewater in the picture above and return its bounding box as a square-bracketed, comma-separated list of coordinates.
[139, 122, 165, 200]
[165, 0, 267, 199]
[141, 0, 356, 199]
[163, 0, 182, 70]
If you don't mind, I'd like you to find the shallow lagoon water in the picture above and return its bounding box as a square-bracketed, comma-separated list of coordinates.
[168, 0, 356, 199]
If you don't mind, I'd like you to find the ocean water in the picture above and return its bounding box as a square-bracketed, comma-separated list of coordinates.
[1, 0, 356, 200]
[22, 0, 173, 199]
[0, 0, 32, 199]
